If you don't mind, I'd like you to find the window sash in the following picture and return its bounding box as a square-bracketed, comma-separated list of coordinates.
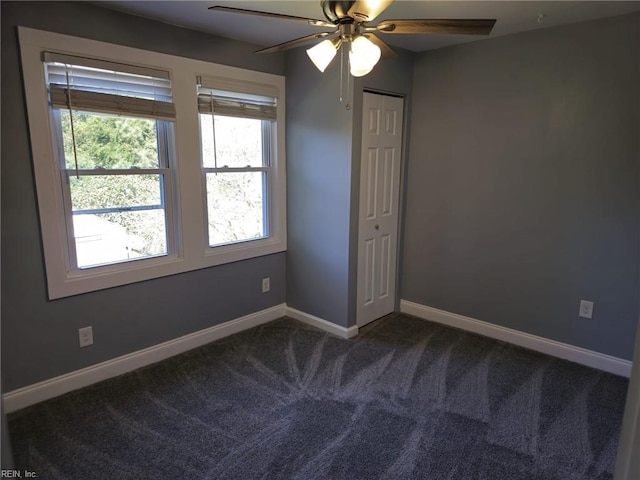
[63, 174, 174, 269]
[202, 168, 270, 245]
[204, 170, 269, 247]
[66, 169, 169, 215]
[71, 208, 170, 269]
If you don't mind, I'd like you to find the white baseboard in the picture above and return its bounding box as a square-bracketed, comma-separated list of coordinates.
[400, 300, 632, 378]
[285, 307, 359, 339]
[2, 303, 287, 413]
[21, 299, 617, 412]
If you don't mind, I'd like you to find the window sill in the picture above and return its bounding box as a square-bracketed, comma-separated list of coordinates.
[51, 238, 286, 299]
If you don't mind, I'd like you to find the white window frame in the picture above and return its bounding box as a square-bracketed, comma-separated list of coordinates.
[19, 27, 287, 299]
[196, 83, 277, 250]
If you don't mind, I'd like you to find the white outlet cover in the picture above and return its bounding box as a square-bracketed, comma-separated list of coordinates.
[79, 326, 93, 347]
[579, 300, 594, 319]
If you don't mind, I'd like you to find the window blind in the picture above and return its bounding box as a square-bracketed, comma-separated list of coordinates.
[44, 52, 175, 120]
[197, 75, 277, 121]
[196, 94, 277, 121]
[197, 75, 279, 99]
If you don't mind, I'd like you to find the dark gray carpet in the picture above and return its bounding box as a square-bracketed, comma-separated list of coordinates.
[8, 314, 629, 479]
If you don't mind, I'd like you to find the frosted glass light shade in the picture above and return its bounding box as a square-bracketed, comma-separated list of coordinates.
[306, 39, 339, 72]
[349, 36, 381, 77]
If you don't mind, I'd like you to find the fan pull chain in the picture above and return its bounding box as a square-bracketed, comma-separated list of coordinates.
[339, 44, 344, 105]
[338, 43, 351, 111]
[65, 69, 80, 179]
[345, 52, 351, 111]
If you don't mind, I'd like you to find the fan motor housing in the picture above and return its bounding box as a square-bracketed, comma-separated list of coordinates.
[322, 1, 357, 24]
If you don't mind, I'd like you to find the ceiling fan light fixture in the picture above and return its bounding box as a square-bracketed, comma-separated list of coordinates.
[349, 35, 381, 77]
[306, 38, 340, 72]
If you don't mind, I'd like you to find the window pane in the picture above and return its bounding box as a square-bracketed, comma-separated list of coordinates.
[70, 175, 163, 211]
[60, 111, 160, 169]
[200, 115, 263, 168]
[206, 172, 265, 246]
[73, 210, 167, 268]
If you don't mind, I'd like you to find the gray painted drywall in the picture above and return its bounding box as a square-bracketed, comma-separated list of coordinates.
[1, 1, 286, 392]
[285, 47, 354, 327]
[403, 13, 640, 360]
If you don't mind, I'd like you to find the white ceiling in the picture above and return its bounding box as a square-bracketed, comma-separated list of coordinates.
[96, 1, 640, 52]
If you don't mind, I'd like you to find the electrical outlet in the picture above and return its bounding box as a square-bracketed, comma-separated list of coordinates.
[79, 326, 93, 347]
[262, 277, 270, 293]
[579, 300, 594, 319]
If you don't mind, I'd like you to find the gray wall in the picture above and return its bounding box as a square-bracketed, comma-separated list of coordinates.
[285, 47, 354, 327]
[402, 13, 640, 360]
[1, 1, 286, 392]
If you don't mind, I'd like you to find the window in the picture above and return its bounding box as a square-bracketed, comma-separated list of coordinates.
[19, 27, 286, 299]
[197, 79, 277, 247]
[45, 55, 177, 269]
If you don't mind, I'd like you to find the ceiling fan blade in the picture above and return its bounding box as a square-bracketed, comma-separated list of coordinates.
[377, 19, 496, 35]
[364, 33, 396, 59]
[209, 6, 335, 28]
[348, 0, 394, 22]
[255, 32, 337, 54]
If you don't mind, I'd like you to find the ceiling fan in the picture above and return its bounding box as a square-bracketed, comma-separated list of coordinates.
[209, 1, 496, 77]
